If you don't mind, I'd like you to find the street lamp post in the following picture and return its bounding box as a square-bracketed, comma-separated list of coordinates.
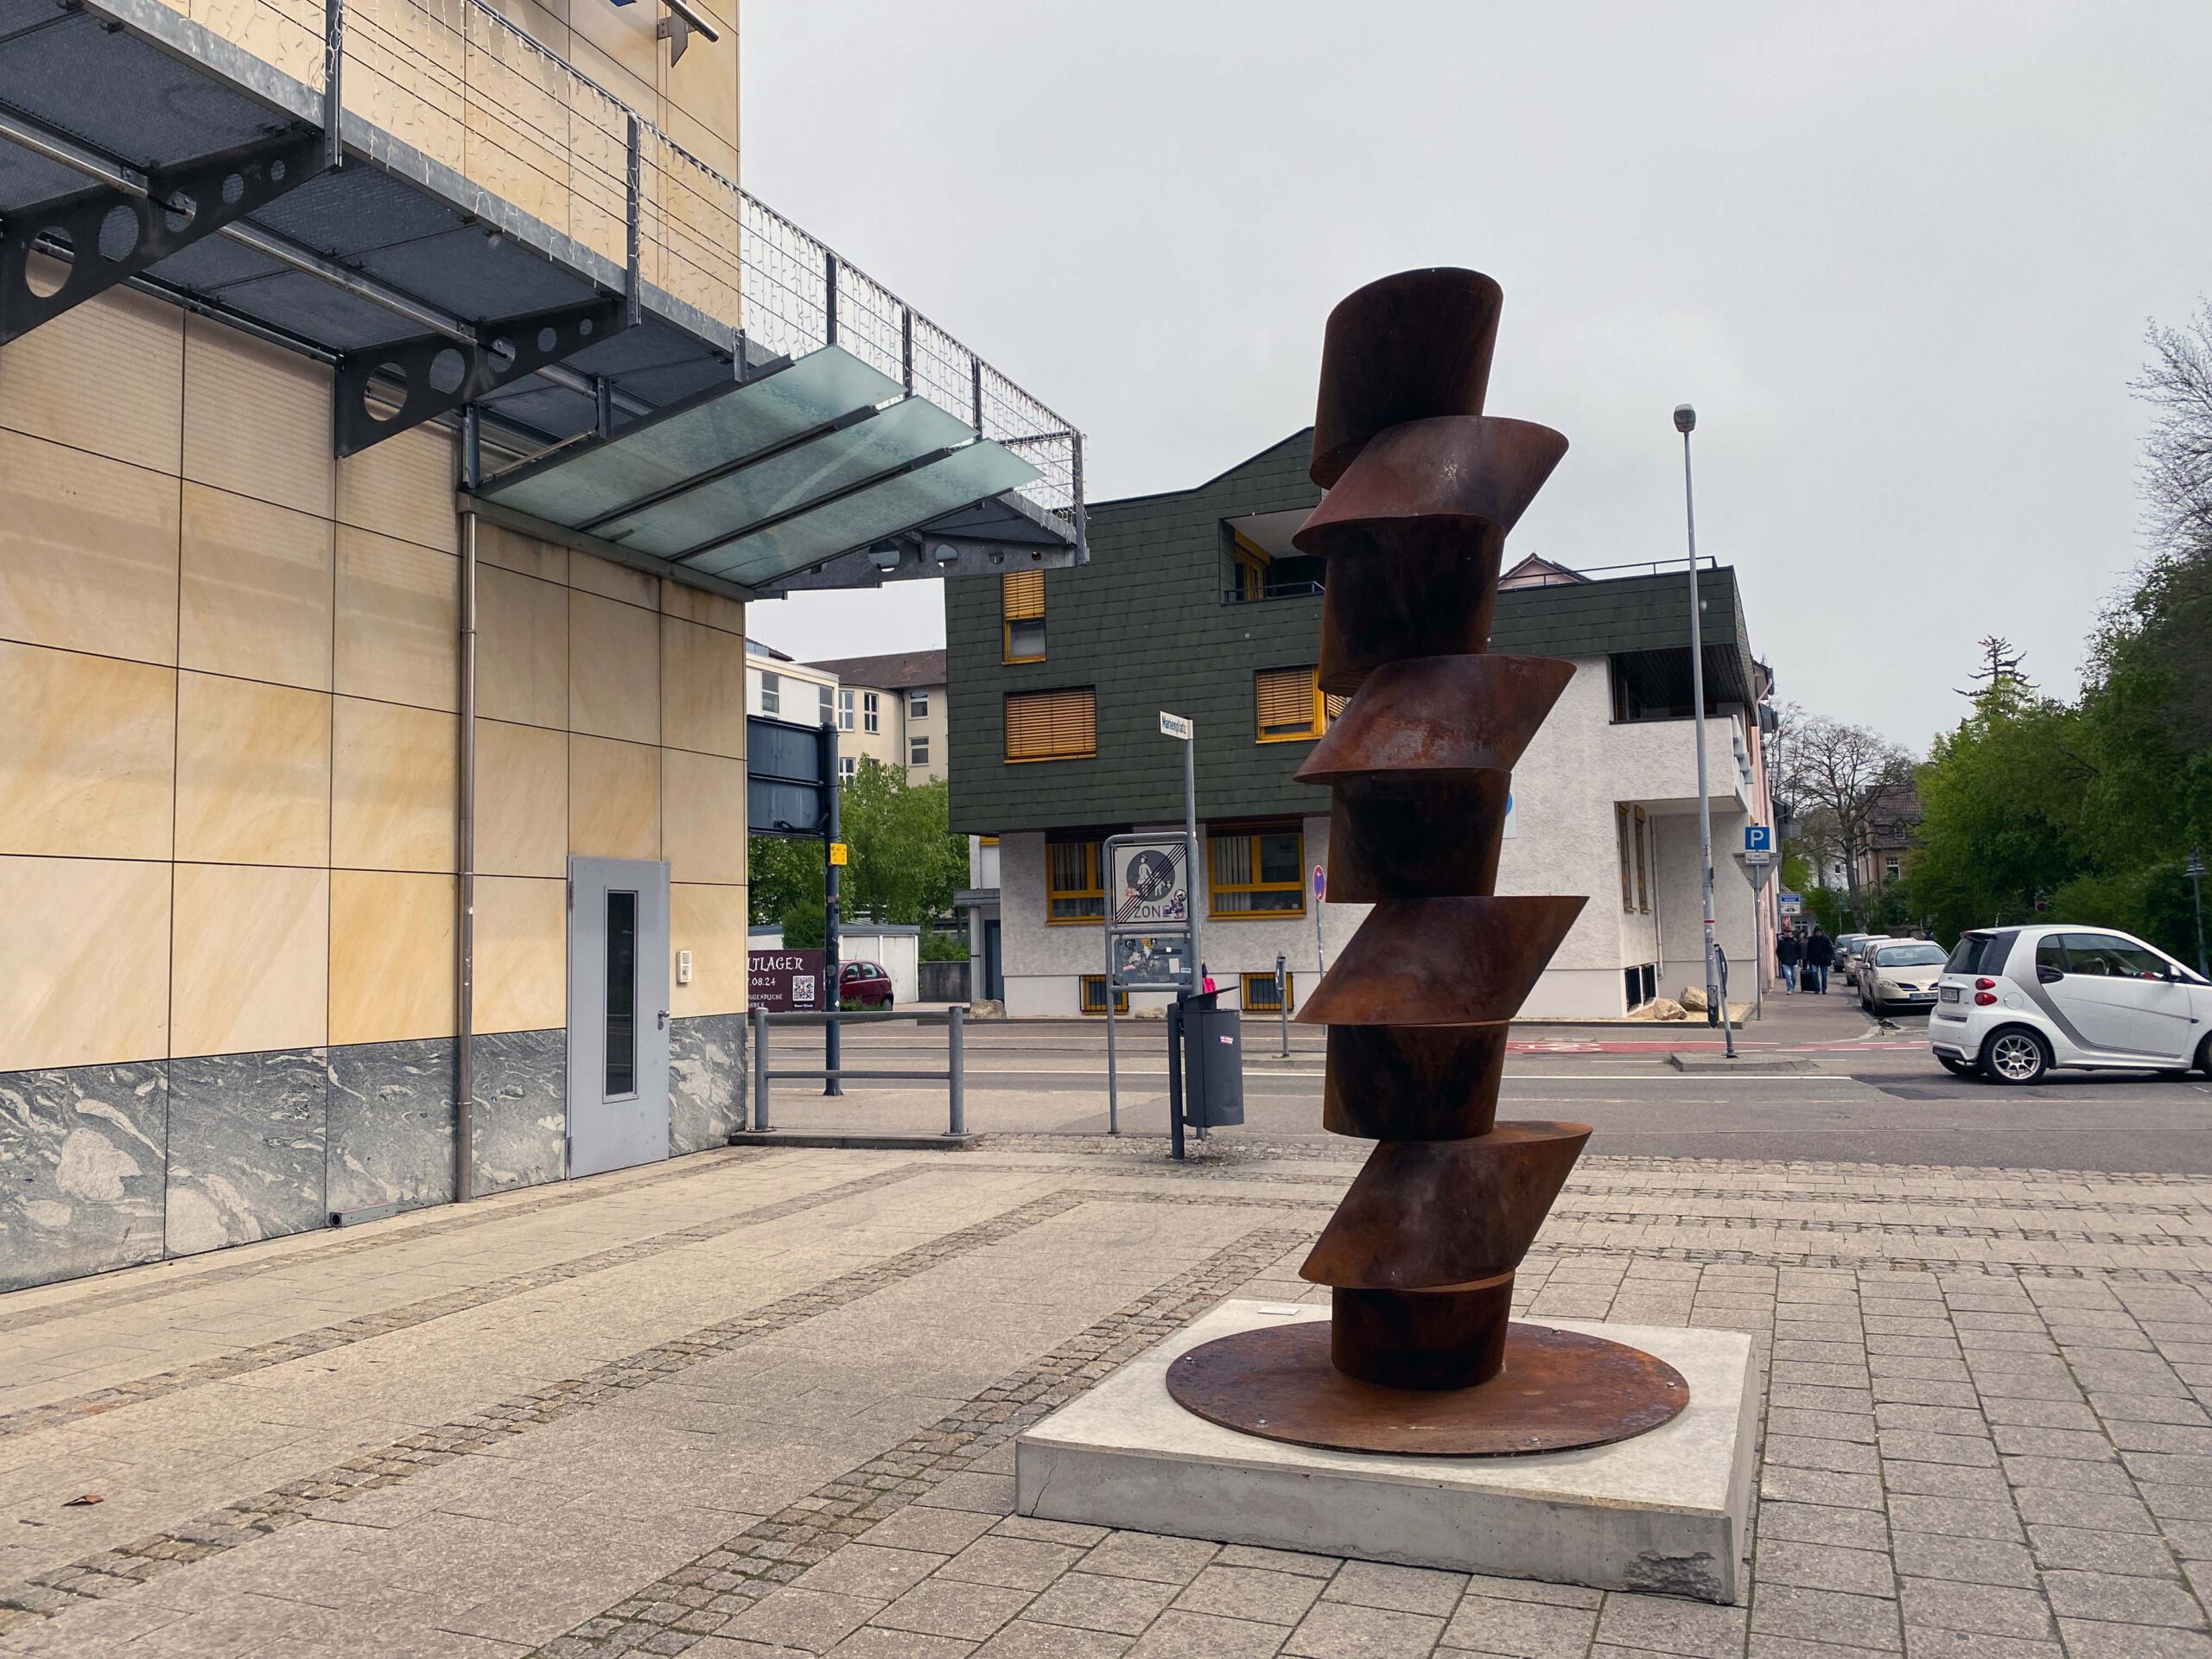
[1675, 404, 1735, 1059]
[2189, 846, 2208, 978]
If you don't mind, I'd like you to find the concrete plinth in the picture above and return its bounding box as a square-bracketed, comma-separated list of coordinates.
[1017, 1300, 1758, 1603]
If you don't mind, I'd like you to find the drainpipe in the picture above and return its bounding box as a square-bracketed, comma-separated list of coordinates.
[455, 410, 481, 1201]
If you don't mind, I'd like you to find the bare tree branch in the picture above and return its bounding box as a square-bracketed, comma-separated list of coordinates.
[1769, 703, 1916, 904]
[2133, 302, 2212, 558]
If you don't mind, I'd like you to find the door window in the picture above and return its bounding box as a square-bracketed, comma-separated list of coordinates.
[605, 890, 638, 1096]
[2059, 933, 2169, 980]
[2035, 937, 2067, 978]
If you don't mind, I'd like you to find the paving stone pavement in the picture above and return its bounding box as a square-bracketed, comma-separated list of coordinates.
[6, 1140, 2212, 1656]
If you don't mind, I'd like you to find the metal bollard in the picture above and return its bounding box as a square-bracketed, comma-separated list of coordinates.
[751, 1005, 770, 1131]
[946, 1004, 965, 1136]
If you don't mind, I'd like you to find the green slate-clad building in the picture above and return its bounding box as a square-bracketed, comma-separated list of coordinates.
[948, 433, 1779, 1020]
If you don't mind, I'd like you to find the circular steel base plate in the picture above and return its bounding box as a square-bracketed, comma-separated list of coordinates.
[1165, 1320, 1689, 1457]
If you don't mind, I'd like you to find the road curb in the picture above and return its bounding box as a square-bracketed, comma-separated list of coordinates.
[728, 1131, 982, 1152]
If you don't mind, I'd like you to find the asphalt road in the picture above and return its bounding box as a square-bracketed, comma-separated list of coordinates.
[774, 1010, 2212, 1173]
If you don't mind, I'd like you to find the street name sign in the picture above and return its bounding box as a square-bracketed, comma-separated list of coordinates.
[1160, 711, 1192, 741]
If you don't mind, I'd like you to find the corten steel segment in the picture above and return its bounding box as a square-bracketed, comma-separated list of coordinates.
[1165, 268, 1691, 1456]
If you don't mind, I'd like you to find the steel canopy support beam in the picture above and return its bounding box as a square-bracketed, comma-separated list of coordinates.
[334, 296, 631, 456]
[0, 129, 325, 346]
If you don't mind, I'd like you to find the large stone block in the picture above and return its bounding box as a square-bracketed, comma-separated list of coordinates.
[1017, 1300, 1758, 1603]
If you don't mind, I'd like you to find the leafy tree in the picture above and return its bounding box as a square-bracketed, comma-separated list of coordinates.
[749, 835, 824, 945]
[1899, 303, 2212, 962]
[745, 759, 969, 950]
[839, 760, 969, 929]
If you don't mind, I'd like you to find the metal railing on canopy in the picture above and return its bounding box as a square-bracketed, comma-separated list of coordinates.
[154, 0, 1081, 524]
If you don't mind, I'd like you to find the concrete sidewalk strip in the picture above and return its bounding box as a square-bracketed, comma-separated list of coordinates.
[3, 1143, 2212, 1656]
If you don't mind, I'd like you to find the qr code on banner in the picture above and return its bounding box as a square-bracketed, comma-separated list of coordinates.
[792, 976, 817, 1006]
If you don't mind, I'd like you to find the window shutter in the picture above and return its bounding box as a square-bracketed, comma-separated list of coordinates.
[1255, 667, 1318, 735]
[1006, 688, 1095, 760]
[1002, 569, 1046, 620]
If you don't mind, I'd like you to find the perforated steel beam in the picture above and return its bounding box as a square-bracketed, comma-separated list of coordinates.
[334, 297, 631, 456]
[0, 127, 324, 346]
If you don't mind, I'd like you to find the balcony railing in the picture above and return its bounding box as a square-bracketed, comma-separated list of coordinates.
[146, 0, 1080, 523]
[1223, 581, 1325, 604]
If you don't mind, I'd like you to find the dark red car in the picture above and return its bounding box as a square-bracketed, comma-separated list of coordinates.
[838, 960, 894, 1009]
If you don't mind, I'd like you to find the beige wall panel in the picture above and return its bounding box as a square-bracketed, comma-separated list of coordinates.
[0, 431, 181, 667]
[333, 696, 458, 873]
[477, 519, 566, 583]
[658, 578, 743, 637]
[569, 547, 657, 609]
[474, 875, 566, 1033]
[661, 615, 745, 758]
[181, 317, 334, 518]
[464, 8, 572, 235]
[569, 734, 659, 860]
[567, 16, 658, 111]
[476, 718, 567, 878]
[0, 855, 170, 1071]
[0, 643, 175, 861]
[174, 671, 332, 868]
[478, 565, 569, 729]
[662, 747, 745, 886]
[344, 0, 468, 176]
[0, 282, 183, 474]
[474, 0, 567, 54]
[568, 98, 632, 269]
[170, 863, 330, 1058]
[666, 29, 736, 160]
[328, 869, 457, 1046]
[569, 588, 659, 743]
[335, 529, 460, 712]
[671, 880, 746, 1017]
[663, 103, 736, 184]
[179, 485, 334, 691]
[336, 424, 456, 553]
[192, 0, 325, 86]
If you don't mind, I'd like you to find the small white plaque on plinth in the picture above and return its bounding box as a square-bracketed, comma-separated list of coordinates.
[1016, 1300, 1758, 1603]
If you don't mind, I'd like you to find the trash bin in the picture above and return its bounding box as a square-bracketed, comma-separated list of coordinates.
[1179, 991, 1245, 1128]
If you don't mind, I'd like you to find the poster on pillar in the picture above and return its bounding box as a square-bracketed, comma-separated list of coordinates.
[749, 950, 824, 1011]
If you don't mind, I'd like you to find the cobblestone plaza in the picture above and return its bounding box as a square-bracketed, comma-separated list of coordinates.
[4, 1137, 2212, 1656]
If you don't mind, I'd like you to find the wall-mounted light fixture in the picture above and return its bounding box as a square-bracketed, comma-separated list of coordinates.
[608, 0, 721, 65]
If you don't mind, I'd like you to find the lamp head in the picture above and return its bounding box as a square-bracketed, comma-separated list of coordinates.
[1673, 404, 1697, 434]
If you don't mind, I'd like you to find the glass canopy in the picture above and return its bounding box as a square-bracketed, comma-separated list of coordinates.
[474, 345, 1043, 591]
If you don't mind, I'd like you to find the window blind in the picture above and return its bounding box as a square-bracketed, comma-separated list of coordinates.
[1002, 569, 1046, 621]
[1256, 666, 1319, 737]
[1006, 688, 1096, 760]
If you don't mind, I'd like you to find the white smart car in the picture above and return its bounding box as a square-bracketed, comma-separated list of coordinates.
[1929, 925, 2212, 1084]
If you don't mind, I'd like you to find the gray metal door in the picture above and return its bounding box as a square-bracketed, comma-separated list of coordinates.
[568, 857, 671, 1178]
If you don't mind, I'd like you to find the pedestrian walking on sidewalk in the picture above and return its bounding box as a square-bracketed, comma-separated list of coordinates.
[1804, 927, 1834, 995]
[1776, 928, 1802, 995]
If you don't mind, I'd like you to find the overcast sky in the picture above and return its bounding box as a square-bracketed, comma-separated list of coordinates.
[739, 3, 2212, 751]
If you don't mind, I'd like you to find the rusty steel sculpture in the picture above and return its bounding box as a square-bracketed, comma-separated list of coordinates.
[1166, 269, 1691, 1457]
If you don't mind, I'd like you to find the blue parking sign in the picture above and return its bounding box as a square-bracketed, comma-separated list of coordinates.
[1745, 824, 1773, 854]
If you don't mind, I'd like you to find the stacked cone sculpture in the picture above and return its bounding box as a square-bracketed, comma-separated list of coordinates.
[1165, 268, 1691, 1458]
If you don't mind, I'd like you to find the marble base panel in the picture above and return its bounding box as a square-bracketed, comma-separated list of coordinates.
[0, 1062, 168, 1292]
[165, 1049, 329, 1255]
[670, 1012, 747, 1154]
[327, 1039, 458, 1219]
[1018, 1301, 1759, 1604]
[472, 1028, 566, 1194]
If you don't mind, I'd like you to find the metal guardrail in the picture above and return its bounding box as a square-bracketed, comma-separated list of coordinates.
[748, 1006, 967, 1138]
[148, 0, 1083, 524]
